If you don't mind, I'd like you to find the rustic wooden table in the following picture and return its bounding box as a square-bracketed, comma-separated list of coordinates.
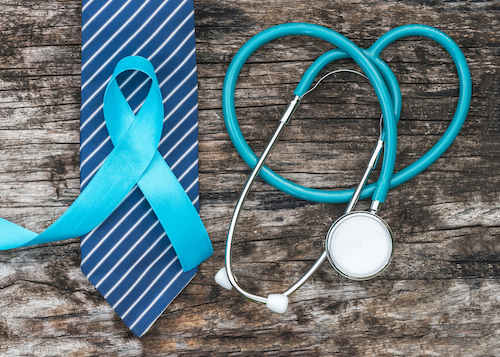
[0, 0, 498, 356]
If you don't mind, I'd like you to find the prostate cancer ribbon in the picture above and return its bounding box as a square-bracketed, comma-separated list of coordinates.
[0, 56, 212, 272]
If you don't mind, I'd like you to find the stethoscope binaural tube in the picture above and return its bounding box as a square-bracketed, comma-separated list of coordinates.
[216, 23, 472, 314]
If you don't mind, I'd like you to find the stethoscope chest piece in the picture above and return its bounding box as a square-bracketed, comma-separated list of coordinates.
[325, 212, 394, 280]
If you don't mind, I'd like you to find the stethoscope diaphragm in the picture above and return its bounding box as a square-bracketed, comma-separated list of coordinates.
[325, 211, 394, 280]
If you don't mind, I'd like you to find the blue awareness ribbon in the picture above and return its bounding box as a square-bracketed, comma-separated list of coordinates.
[0, 56, 212, 272]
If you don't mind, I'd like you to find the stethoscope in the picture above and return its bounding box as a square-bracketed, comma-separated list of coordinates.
[215, 23, 472, 313]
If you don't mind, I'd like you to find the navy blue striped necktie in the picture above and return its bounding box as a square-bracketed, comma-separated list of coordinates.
[80, 0, 200, 337]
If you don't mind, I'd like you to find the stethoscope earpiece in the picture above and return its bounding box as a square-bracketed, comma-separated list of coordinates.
[266, 294, 289, 314]
[215, 267, 233, 290]
[215, 268, 289, 313]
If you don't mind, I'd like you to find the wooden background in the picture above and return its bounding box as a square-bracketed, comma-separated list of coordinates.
[0, 0, 499, 356]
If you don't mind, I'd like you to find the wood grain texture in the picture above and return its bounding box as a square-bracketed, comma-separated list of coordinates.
[0, 0, 498, 356]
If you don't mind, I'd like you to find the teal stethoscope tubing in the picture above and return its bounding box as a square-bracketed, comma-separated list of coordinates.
[223, 23, 472, 203]
[224, 22, 398, 204]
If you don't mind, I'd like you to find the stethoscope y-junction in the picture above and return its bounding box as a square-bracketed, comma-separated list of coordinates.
[215, 23, 472, 313]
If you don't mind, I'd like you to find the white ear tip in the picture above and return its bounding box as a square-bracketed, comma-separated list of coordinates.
[215, 267, 233, 290]
[266, 294, 288, 314]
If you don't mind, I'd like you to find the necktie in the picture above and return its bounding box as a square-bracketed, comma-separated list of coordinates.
[80, 0, 205, 337]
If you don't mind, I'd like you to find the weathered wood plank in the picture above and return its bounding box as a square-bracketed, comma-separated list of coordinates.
[0, 0, 498, 356]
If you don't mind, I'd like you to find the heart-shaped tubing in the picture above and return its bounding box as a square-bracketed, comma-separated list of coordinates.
[223, 22, 398, 205]
[221, 23, 398, 306]
[223, 23, 472, 203]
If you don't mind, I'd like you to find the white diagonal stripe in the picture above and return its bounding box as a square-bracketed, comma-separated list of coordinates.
[159, 104, 197, 147]
[82, 0, 134, 51]
[95, 221, 160, 289]
[146, 8, 192, 63]
[84, 208, 153, 272]
[80, 121, 106, 155]
[153, 29, 195, 73]
[121, 256, 179, 319]
[82, 0, 113, 32]
[173, 157, 199, 191]
[113, 248, 176, 310]
[162, 86, 197, 123]
[163, 122, 198, 159]
[163, 67, 197, 104]
[81, 186, 142, 246]
[139, 270, 196, 335]
[168, 141, 197, 170]
[178, 162, 198, 184]
[81, 189, 146, 249]
[81, 190, 144, 253]
[104, 233, 169, 299]
[82, 0, 152, 67]
[185, 176, 199, 193]
[159, 48, 196, 88]
[129, 269, 183, 330]
[82, 0, 95, 12]
[80, 135, 111, 168]
[81, 155, 104, 187]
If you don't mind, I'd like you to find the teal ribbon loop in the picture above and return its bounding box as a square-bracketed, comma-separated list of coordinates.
[0, 56, 212, 272]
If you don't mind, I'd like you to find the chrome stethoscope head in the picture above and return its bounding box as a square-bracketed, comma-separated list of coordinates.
[326, 211, 394, 281]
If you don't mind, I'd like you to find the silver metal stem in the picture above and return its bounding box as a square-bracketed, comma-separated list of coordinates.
[280, 75, 385, 297]
[283, 251, 327, 296]
[280, 96, 301, 124]
[300, 69, 368, 99]
[370, 200, 383, 214]
[225, 96, 301, 304]
[345, 138, 384, 214]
